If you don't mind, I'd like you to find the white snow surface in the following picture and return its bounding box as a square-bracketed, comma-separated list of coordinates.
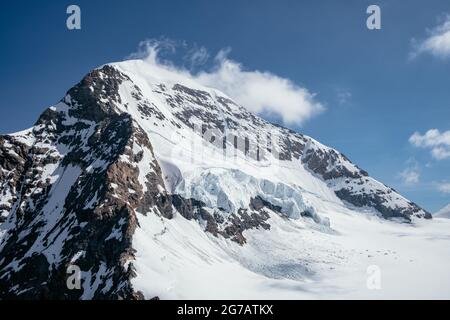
[132, 207, 450, 299]
[2, 59, 448, 299]
[103, 60, 450, 299]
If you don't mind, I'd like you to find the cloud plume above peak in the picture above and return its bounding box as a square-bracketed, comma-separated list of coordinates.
[127, 39, 324, 125]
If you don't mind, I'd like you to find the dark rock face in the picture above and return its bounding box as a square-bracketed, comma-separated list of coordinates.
[157, 77, 429, 221]
[64, 65, 130, 123]
[222, 208, 271, 245]
[302, 148, 367, 180]
[335, 188, 431, 221]
[167, 84, 228, 131]
[171, 195, 272, 245]
[171, 195, 221, 236]
[0, 66, 153, 300]
[0, 65, 284, 299]
[0, 136, 32, 221]
[250, 196, 282, 215]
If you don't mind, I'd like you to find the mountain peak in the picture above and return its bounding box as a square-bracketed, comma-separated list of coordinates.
[0, 60, 434, 299]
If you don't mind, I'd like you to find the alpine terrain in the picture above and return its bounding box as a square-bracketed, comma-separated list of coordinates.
[1, 59, 449, 299]
[435, 204, 450, 219]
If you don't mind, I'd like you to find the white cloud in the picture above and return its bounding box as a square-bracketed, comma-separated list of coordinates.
[128, 38, 178, 63]
[127, 39, 324, 125]
[411, 15, 450, 59]
[431, 147, 450, 160]
[409, 129, 450, 160]
[184, 45, 209, 68]
[437, 182, 450, 193]
[399, 168, 420, 185]
[398, 159, 420, 185]
[196, 49, 324, 124]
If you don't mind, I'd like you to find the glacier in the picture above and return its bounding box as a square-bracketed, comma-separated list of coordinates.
[0, 59, 449, 299]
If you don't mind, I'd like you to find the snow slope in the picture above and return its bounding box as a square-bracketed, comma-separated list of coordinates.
[435, 204, 450, 218]
[110, 60, 448, 299]
[133, 206, 450, 299]
[0, 59, 448, 299]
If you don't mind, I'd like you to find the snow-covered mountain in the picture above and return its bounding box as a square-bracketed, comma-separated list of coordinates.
[435, 204, 450, 218]
[1, 60, 449, 300]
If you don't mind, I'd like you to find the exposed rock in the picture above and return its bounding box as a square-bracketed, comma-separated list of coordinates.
[0, 61, 432, 300]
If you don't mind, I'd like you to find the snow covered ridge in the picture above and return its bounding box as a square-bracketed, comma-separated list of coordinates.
[0, 60, 439, 300]
[111, 59, 430, 221]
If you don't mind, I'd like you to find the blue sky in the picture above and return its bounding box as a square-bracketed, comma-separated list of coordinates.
[1, 0, 450, 212]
